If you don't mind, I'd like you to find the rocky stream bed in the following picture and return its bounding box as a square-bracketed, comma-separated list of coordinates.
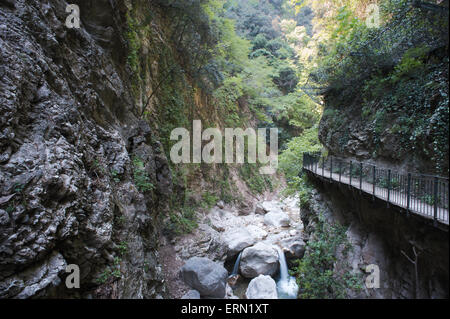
[160, 196, 306, 299]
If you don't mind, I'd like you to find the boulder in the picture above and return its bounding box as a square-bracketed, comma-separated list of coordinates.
[222, 227, 256, 257]
[181, 290, 201, 299]
[216, 201, 225, 209]
[254, 204, 266, 215]
[227, 274, 241, 288]
[208, 208, 238, 232]
[238, 202, 254, 216]
[180, 257, 228, 298]
[239, 243, 279, 278]
[245, 275, 278, 299]
[264, 211, 290, 228]
[175, 224, 226, 262]
[225, 283, 239, 299]
[245, 225, 267, 241]
[279, 237, 306, 261]
[261, 201, 283, 214]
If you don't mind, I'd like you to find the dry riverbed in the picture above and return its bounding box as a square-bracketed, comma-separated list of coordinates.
[160, 194, 305, 299]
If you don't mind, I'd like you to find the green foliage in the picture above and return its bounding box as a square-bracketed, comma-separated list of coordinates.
[304, 0, 449, 174]
[96, 257, 122, 284]
[166, 207, 199, 237]
[202, 191, 219, 208]
[296, 174, 314, 209]
[132, 157, 154, 193]
[291, 213, 363, 299]
[13, 183, 24, 193]
[111, 170, 121, 183]
[118, 241, 128, 256]
[272, 66, 299, 93]
[279, 125, 322, 194]
[252, 33, 268, 50]
[93, 159, 106, 175]
[420, 194, 436, 206]
[222, 0, 320, 153]
[125, 13, 142, 74]
[238, 163, 273, 194]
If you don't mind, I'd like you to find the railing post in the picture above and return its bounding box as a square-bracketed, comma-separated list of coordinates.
[359, 162, 363, 191]
[330, 157, 333, 180]
[434, 177, 438, 226]
[349, 161, 353, 187]
[387, 169, 391, 207]
[406, 173, 411, 217]
[372, 165, 376, 198]
[322, 157, 324, 177]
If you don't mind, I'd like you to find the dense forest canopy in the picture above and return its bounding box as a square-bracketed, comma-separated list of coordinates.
[148, 0, 448, 189]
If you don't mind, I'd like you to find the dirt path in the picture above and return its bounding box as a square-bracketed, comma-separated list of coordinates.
[159, 235, 190, 299]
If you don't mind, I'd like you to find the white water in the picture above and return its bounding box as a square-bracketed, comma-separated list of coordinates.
[275, 246, 299, 299]
[231, 252, 242, 275]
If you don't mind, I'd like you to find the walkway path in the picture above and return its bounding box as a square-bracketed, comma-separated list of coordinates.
[304, 165, 449, 226]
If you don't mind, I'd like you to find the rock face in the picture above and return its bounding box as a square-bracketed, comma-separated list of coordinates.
[279, 237, 306, 261]
[238, 202, 254, 216]
[264, 211, 290, 228]
[239, 243, 279, 278]
[261, 201, 282, 214]
[254, 204, 265, 215]
[245, 275, 278, 299]
[180, 257, 228, 298]
[0, 0, 173, 298]
[174, 224, 227, 262]
[245, 225, 267, 241]
[222, 227, 256, 257]
[0, 251, 66, 299]
[302, 182, 449, 299]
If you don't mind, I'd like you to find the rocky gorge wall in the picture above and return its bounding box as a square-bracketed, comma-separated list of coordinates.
[302, 174, 449, 299]
[0, 0, 274, 299]
[0, 0, 180, 298]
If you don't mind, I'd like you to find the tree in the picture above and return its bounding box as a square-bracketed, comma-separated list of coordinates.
[273, 66, 299, 93]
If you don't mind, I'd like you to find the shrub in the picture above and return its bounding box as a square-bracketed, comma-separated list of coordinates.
[132, 157, 154, 192]
[291, 213, 363, 298]
[166, 208, 198, 236]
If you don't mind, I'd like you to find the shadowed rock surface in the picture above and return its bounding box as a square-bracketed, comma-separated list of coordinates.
[180, 257, 228, 298]
[0, 0, 172, 298]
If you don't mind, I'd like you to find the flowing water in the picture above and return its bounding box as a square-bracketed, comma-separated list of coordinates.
[275, 246, 299, 299]
[231, 252, 242, 276]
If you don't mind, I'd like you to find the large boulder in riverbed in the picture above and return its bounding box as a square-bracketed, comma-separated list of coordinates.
[261, 201, 283, 214]
[264, 211, 290, 228]
[180, 257, 228, 298]
[245, 275, 278, 299]
[254, 204, 266, 215]
[222, 227, 256, 257]
[239, 243, 279, 278]
[279, 237, 306, 261]
[245, 225, 268, 241]
[238, 202, 254, 216]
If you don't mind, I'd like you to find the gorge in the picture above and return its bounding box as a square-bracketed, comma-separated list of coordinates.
[0, 0, 448, 300]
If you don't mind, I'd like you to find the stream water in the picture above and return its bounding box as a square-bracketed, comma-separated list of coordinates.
[275, 246, 299, 299]
[230, 246, 299, 299]
[231, 252, 242, 276]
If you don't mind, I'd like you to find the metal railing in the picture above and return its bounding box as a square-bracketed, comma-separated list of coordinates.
[303, 153, 449, 226]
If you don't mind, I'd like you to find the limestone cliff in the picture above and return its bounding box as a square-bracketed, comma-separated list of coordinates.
[301, 170, 449, 299]
[0, 0, 270, 299]
[0, 0, 179, 298]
